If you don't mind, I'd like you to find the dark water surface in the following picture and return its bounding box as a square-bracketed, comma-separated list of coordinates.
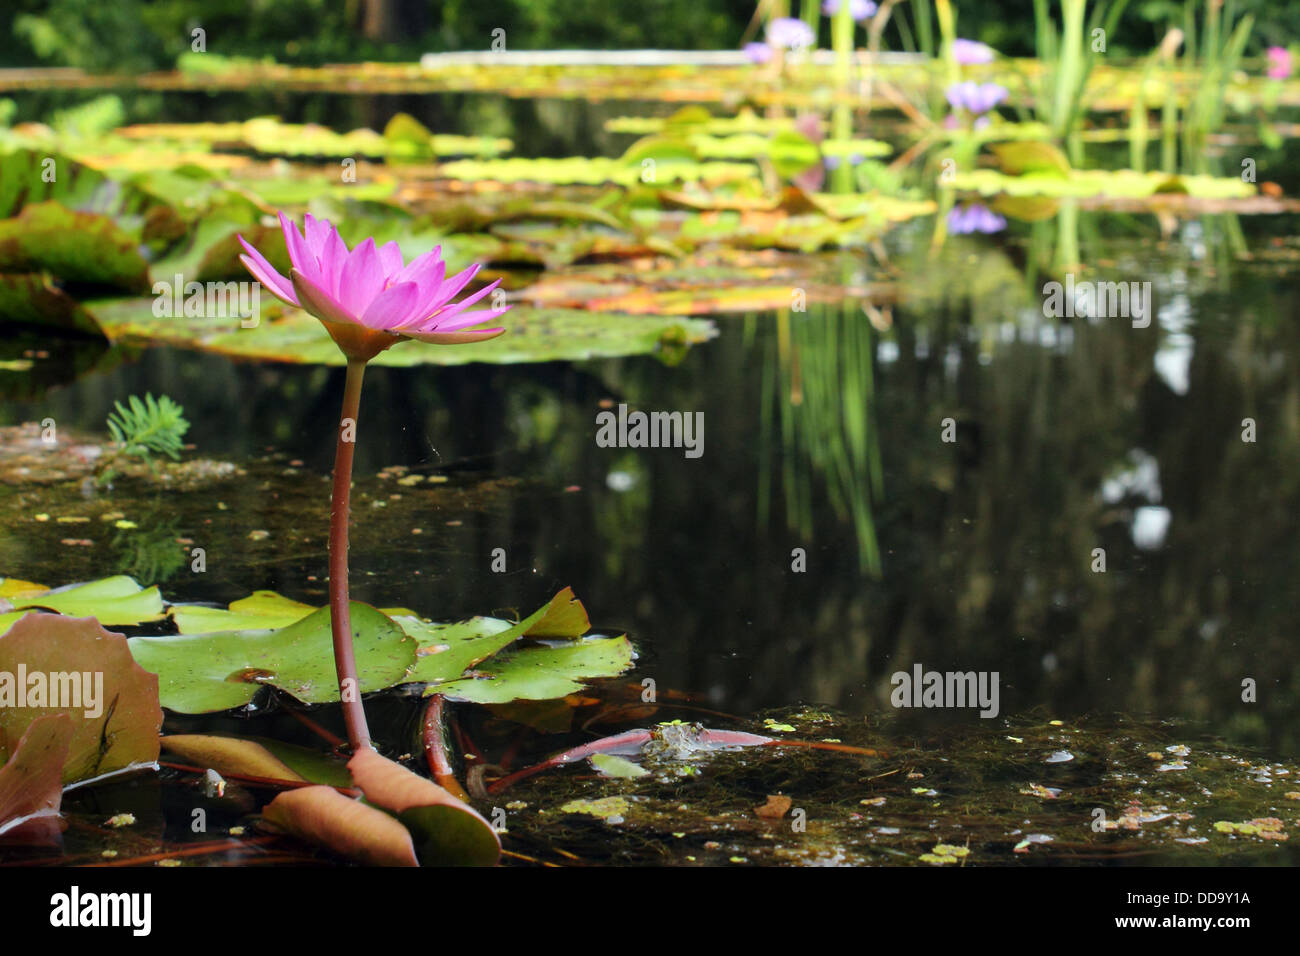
[5, 214, 1299, 765]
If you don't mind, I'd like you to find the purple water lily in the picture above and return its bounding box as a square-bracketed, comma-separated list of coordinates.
[945, 80, 1008, 115]
[952, 38, 997, 65]
[947, 204, 1007, 235]
[822, 0, 877, 20]
[744, 41, 773, 64]
[767, 17, 816, 51]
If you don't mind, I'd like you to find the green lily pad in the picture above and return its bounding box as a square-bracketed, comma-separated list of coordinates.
[85, 300, 717, 367]
[172, 591, 318, 634]
[988, 140, 1073, 178]
[434, 636, 636, 704]
[127, 602, 417, 713]
[0, 575, 165, 638]
[950, 168, 1256, 200]
[403, 587, 591, 686]
[0, 273, 105, 337]
[0, 202, 151, 291]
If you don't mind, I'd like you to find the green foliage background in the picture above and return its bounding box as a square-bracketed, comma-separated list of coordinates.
[0, 0, 1290, 73]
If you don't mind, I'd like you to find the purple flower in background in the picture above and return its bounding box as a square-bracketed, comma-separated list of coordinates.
[945, 81, 1008, 114]
[952, 38, 997, 65]
[822, 0, 877, 20]
[744, 41, 773, 64]
[1266, 46, 1292, 79]
[947, 204, 1006, 235]
[767, 17, 816, 51]
[823, 155, 842, 170]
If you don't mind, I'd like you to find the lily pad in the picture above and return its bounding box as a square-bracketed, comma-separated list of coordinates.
[0, 613, 162, 784]
[403, 587, 592, 686]
[85, 300, 718, 367]
[434, 636, 636, 704]
[128, 602, 417, 713]
[0, 575, 165, 638]
[0, 202, 151, 291]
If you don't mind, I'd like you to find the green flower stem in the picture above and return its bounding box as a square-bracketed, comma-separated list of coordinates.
[330, 357, 372, 753]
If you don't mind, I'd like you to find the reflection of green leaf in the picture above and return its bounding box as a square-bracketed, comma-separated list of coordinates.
[434, 636, 635, 704]
[128, 602, 417, 713]
[0, 575, 165, 637]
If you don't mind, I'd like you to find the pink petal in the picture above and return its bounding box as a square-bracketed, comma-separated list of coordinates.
[319, 228, 350, 297]
[279, 212, 319, 285]
[237, 236, 296, 304]
[423, 264, 481, 312]
[360, 281, 421, 330]
[338, 238, 385, 317]
[290, 268, 360, 326]
[304, 213, 332, 258]
[412, 279, 501, 331]
[424, 306, 510, 333]
[396, 246, 443, 284]
[401, 326, 506, 345]
[377, 240, 405, 279]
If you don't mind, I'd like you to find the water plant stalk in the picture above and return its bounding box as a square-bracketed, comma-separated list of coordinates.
[329, 357, 372, 753]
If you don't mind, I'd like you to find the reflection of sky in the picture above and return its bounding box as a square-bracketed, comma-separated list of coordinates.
[1102, 449, 1162, 504]
[1132, 505, 1171, 550]
[1155, 269, 1193, 396]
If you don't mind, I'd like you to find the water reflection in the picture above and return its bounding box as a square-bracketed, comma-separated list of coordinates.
[4, 212, 1300, 762]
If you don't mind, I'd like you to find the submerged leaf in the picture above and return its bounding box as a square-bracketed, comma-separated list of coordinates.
[0, 714, 72, 842]
[348, 749, 500, 866]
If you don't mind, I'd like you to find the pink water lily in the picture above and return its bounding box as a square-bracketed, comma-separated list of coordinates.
[239, 212, 508, 361]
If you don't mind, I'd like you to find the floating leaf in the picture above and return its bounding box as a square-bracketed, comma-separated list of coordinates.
[173, 591, 318, 634]
[434, 636, 635, 704]
[0, 202, 151, 291]
[128, 602, 417, 713]
[0, 613, 162, 784]
[86, 300, 717, 367]
[0, 575, 165, 638]
[988, 141, 1073, 177]
[0, 273, 105, 337]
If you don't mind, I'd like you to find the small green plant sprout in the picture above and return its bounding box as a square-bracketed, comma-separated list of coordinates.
[106, 393, 190, 461]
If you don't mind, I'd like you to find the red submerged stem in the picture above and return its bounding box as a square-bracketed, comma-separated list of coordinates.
[330, 358, 372, 753]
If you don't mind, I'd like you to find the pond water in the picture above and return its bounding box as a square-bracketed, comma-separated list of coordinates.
[3, 89, 1299, 866]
